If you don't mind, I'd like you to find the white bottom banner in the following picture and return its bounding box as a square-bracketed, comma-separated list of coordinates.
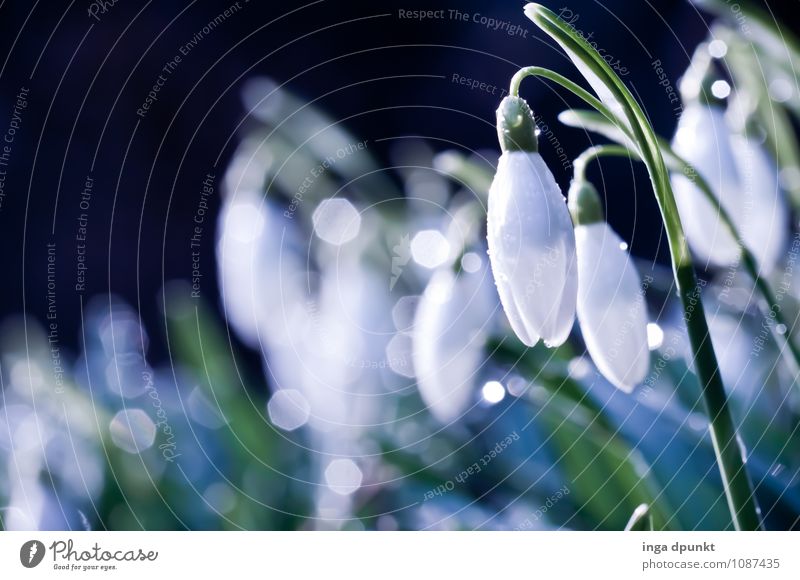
[0, 532, 796, 578]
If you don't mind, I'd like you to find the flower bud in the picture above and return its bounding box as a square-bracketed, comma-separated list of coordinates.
[488, 97, 577, 347]
[574, 219, 649, 392]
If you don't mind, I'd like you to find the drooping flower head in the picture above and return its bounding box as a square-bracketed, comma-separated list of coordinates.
[487, 96, 578, 347]
[568, 180, 649, 392]
[671, 51, 788, 274]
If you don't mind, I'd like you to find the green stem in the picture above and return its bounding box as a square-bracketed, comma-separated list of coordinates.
[509, 66, 620, 129]
[525, 3, 762, 530]
[573, 144, 637, 181]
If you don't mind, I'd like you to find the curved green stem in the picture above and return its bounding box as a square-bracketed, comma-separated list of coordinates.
[573, 144, 637, 181]
[510, 66, 620, 129]
[525, 3, 762, 530]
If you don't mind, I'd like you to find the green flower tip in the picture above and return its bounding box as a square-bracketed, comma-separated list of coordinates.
[568, 179, 604, 225]
[496, 96, 539, 153]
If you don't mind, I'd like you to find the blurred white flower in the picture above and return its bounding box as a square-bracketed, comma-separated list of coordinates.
[729, 134, 788, 274]
[671, 102, 743, 267]
[216, 190, 301, 348]
[671, 102, 788, 273]
[487, 98, 577, 347]
[412, 266, 494, 423]
[575, 221, 649, 392]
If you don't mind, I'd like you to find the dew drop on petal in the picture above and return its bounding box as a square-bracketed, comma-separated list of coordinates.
[411, 230, 450, 269]
[619, 241, 629, 251]
[312, 199, 361, 245]
[482, 381, 506, 404]
[646, 323, 665, 350]
[325, 459, 363, 495]
[109, 409, 156, 454]
[736, 433, 749, 464]
[775, 323, 787, 335]
[267, 389, 311, 431]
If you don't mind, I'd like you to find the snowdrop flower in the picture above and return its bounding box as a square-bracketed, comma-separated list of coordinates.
[671, 101, 743, 267]
[671, 100, 788, 273]
[487, 96, 577, 347]
[412, 263, 494, 423]
[216, 190, 302, 348]
[568, 180, 649, 392]
[728, 133, 788, 274]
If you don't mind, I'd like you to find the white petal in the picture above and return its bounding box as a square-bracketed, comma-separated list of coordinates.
[575, 223, 649, 392]
[412, 268, 494, 423]
[671, 174, 741, 266]
[729, 135, 788, 274]
[487, 152, 577, 347]
[492, 268, 540, 346]
[216, 192, 301, 348]
[671, 103, 742, 267]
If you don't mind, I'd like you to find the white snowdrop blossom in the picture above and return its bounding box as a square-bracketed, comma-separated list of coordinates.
[671, 102, 742, 266]
[569, 184, 649, 392]
[487, 96, 577, 347]
[671, 101, 788, 272]
[728, 134, 788, 274]
[412, 266, 494, 423]
[216, 190, 302, 348]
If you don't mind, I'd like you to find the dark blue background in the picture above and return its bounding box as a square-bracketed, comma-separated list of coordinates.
[0, 0, 793, 362]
